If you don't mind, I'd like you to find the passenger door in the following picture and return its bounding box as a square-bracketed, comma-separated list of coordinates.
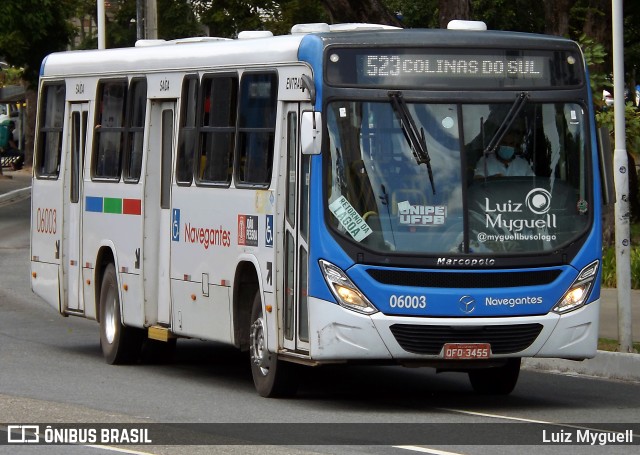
[62, 102, 88, 313]
[143, 100, 176, 325]
[282, 103, 311, 352]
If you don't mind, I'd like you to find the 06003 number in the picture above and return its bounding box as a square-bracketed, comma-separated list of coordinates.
[389, 295, 426, 309]
[36, 208, 57, 234]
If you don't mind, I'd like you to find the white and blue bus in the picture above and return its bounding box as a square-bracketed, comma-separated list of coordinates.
[30, 21, 611, 397]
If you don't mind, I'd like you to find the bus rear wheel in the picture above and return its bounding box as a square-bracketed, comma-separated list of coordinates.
[99, 264, 143, 364]
[249, 290, 298, 397]
[468, 358, 521, 395]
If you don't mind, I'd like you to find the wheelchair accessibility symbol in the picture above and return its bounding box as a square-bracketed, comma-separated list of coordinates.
[172, 209, 180, 241]
[265, 215, 273, 248]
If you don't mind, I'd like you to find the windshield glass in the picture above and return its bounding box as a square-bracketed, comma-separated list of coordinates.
[325, 100, 591, 255]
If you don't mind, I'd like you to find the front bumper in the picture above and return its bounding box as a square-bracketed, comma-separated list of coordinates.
[307, 296, 599, 361]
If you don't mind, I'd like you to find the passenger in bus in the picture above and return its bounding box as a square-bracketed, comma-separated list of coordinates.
[474, 130, 534, 178]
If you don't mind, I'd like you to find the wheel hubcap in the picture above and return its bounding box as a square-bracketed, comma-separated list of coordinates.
[104, 288, 117, 344]
[250, 316, 269, 376]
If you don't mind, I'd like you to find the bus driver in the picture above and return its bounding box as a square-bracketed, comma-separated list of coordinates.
[474, 130, 534, 178]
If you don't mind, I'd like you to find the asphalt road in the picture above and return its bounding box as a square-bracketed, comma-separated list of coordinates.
[1, 196, 639, 455]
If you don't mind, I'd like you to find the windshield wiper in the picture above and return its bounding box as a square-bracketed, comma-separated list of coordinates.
[388, 91, 436, 195]
[483, 91, 529, 155]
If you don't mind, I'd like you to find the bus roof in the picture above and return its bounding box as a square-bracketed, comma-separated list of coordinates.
[40, 34, 307, 78]
[40, 27, 579, 79]
[312, 28, 578, 50]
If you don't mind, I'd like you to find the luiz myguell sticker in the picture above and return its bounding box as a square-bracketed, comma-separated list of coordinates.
[329, 196, 373, 242]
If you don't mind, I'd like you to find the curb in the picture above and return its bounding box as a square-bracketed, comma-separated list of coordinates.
[523, 350, 640, 383]
[0, 186, 31, 207]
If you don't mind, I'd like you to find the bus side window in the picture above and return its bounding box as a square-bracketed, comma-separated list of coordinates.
[93, 80, 127, 180]
[235, 72, 277, 187]
[35, 83, 66, 178]
[123, 78, 147, 183]
[197, 74, 238, 186]
[176, 75, 198, 185]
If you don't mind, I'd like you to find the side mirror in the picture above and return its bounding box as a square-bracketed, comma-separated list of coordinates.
[301, 111, 322, 155]
[597, 126, 614, 206]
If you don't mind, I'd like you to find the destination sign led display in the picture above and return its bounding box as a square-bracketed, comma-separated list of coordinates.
[364, 55, 545, 79]
[326, 48, 583, 89]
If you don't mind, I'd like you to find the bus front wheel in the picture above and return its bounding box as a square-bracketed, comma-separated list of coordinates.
[99, 263, 143, 364]
[468, 358, 521, 395]
[249, 290, 298, 397]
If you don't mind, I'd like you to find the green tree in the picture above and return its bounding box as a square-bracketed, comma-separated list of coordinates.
[438, 0, 470, 28]
[0, 0, 76, 166]
[0, 0, 76, 87]
[264, 0, 329, 36]
[596, 104, 640, 224]
[70, 0, 101, 49]
[193, 0, 330, 38]
[0, 67, 24, 87]
[157, 0, 203, 40]
[578, 33, 609, 108]
[384, 0, 438, 28]
[471, 0, 545, 33]
[71, 1, 204, 49]
[319, 0, 401, 26]
[193, 0, 274, 38]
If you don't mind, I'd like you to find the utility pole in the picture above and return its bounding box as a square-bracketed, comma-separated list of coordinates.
[136, 0, 144, 40]
[611, 0, 633, 353]
[97, 0, 106, 49]
[145, 0, 158, 40]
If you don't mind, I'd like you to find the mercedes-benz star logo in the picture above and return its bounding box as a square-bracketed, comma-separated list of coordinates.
[459, 295, 476, 314]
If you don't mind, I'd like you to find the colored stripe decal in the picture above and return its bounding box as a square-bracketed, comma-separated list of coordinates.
[85, 196, 141, 216]
[104, 197, 122, 214]
[85, 196, 103, 212]
[123, 198, 142, 215]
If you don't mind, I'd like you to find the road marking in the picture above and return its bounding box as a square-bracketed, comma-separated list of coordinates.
[0, 186, 31, 208]
[394, 446, 466, 455]
[437, 407, 639, 438]
[437, 407, 552, 424]
[86, 445, 159, 455]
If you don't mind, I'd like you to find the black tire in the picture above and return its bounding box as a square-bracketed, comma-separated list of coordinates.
[468, 358, 521, 395]
[99, 264, 143, 364]
[249, 290, 299, 397]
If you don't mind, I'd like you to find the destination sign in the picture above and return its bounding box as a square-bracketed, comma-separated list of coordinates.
[363, 55, 545, 79]
[326, 48, 583, 89]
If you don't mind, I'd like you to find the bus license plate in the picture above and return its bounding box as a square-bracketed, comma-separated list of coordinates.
[443, 343, 491, 359]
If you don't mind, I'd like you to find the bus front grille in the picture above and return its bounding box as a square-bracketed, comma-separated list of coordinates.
[389, 323, 544, 355]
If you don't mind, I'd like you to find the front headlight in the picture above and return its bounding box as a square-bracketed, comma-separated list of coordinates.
[319, 259, 378, 314]
[553, 260, 599, 314]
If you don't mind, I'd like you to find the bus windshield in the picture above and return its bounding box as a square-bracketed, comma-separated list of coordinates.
[326, 100, 591, 255]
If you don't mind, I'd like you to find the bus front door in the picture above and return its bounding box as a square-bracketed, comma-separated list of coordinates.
[282, 103, 311, 353]
[62, 102, 88, 313]
[143, 100, 176, 326]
